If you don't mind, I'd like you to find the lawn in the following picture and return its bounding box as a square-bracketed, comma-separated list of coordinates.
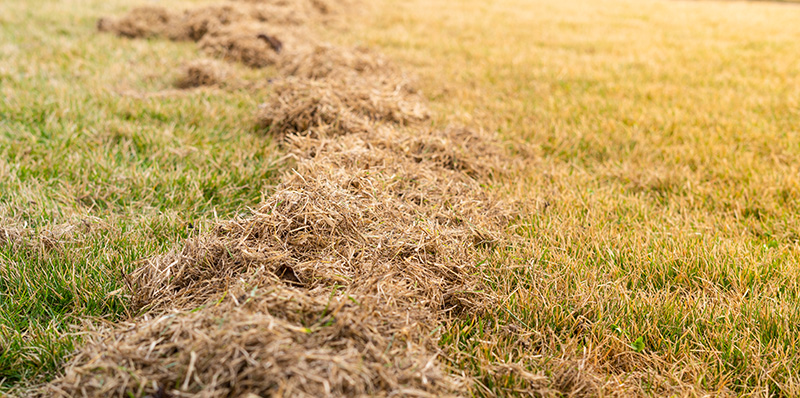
[0, 0, 283, 385]
[345, 0, 800, 394]
[3, 0, 800, 395]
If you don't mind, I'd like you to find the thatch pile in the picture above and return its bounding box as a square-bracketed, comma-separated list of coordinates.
[174, 59, 232, 89]
[278, 44, 392, 79]
[43, 0, 513, 396]
[47, 285, 455, 397]
[96, 1, 338, 71]
[257, 78, 429, 137]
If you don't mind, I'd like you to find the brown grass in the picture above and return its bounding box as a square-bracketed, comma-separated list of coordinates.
[44, 285, 457, 397]
[95, 1, 330, 68]
[44, 119, 508, 395]
[174, 59, 232, 89]
[278, 44, 393, 79]
[257, 77, 429, 137]
[97, 6, 177, 39]
[42, 0, 514, 396]
[197, 22, 282, 68]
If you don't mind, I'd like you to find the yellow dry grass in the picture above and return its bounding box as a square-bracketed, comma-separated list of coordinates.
[340, 0, 800, 395]
[37, 1, 511, 397]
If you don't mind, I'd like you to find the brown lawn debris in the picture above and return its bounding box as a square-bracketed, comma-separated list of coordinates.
[174, 59, 232, 89]
[278, 44, 392, 79]
[43, 122, 508, 397]
[170, 5, 251, 42]
[97, 6, 177, 39]
[42, 284, 458, 398]
[45, 1, 519, 397]
[257, 77, 429, 137]
[198, 23, 283, 68]
[97, 1, 339, 42]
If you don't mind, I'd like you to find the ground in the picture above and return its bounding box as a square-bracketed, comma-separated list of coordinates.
[2, 0, 800, 395]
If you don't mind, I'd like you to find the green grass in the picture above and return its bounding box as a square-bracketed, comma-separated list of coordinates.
[0, 0, 282, 386]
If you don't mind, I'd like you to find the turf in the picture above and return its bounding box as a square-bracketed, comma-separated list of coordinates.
[0, 0, 283, 386]
[343, 0, 800, 394]
[4, 0, 800, 395]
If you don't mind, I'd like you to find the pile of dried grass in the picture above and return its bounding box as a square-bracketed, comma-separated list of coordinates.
[170, 5, 251, 42]
[47, 0, 517, 396]
[97, 6, 177, 39]
[174, 59, 232, 89]
[43, 283, 456, 398]
[257, 77, 429, 137]
[45, 122, 506, 396]
[197, 23, 283, 68]
[97, 0, 337, 41]
[96, 2, 325, 69]
[278, 44, 392, 79]
[131, 125, 506, 312]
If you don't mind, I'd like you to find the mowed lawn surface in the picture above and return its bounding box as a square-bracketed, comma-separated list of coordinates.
[346, 0, 800, 394]
[0, 0, 283, 386]
[3, 0, 800, 395]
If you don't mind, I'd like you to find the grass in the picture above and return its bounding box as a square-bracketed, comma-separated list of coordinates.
[343, 0, 800, 394]
[0, 0, 283, 386]
[4, 0, 800, 394]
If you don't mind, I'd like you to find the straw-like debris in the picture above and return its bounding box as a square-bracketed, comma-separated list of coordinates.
[278, 44, 392, 79]
[97, 1, 339, 42]
[97, 6, 177, 39]
[257, 77, 429, 137]
[43, 283, 457, 398]
[174, 59, 232, 89]
[130, 125, 506, 313]
[43, 122, 507, 396]
[198, 23, 283, 68]
[47, 0, 516, 396]
[170, 5, 251, 42]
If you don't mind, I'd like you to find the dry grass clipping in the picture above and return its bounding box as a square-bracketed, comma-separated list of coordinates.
[170, 5, 251, 42]
[43, 124, 509, 397]
[97, 6, 177, 39]
[42, 284, 457, 398]
[198, 23, 283, 68]
[174, 59, 232, 89]
[257, 77, 429, 137]
[49, 1, 520, 396]
[97, 1, 339, 42]
[278, 44, 393, 79]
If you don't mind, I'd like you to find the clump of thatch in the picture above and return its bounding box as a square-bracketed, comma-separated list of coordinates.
[257, 77, 429, 137]
[129, 124, 506, 314]
[43, 119, 509, 396]
[41, 283, 457, 398]
[195, 23, 285, 68]
[278, 44, 391, 79]
[60, 1, 518, 396]
[169, 5, 251, 41]
[174, 59, 232, 89]
[97, 6, 177, 39]
[97, 1, 341, 42]
[381, 126, 508, 180]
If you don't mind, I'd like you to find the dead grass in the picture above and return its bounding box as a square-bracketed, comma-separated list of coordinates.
[278, 44, 393, 79]
[197, 22, 282, 68]
[174, 59, 232, 89]
[42, 285, 457, 398]
[39, 0, 512, 396]
[257, 77, 429, 137]
[44, 123, 508, 396]
[95, 2, 326, 69]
